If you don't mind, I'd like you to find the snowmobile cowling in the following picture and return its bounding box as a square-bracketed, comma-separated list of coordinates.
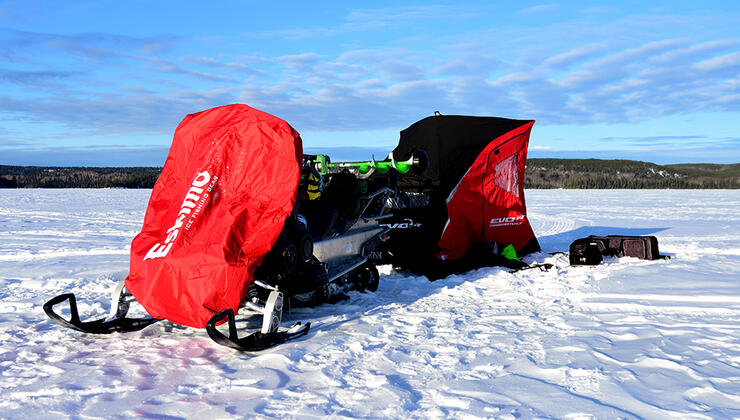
[125, 104, 303, 328]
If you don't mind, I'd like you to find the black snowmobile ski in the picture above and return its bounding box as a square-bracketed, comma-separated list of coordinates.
[206, 308, 310, 352]
[44, 280, 160, 334]
[206, 281, 310, 351]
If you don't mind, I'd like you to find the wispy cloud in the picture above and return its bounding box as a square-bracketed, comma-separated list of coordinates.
[595, 136, 740, 151]
[694, 51, 740, 71]
[1, 29, 176, 62]
[180, 56, 264, 76]
[600, 135, 705, 143]
[560, 39, 686, 88]
[578, 6, 616, 15]
[433, 54, 503, 77]
[151, 58, 241, 84]
[343, 5, 464, 30]
[1, 6, 739, 145]
[543, 44, 608, 69]
[518, 4, 559, 15]
[0, 136, 35, 147]
[3, 33, 740, 134]
[651, 39, 740, 64]
[0, 88, 238, 135]
[260, 5, 477, 40]
[0, 69, 77, 85]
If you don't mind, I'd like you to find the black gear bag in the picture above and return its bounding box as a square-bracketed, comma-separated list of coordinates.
[570, 235, 667, 265]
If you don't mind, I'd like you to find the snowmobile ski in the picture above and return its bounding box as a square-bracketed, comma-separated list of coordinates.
[206, 309, 309, 351]
[43, 293, 160, 334]
[205, 283, 310, 351]
[206, 289, 310, 351]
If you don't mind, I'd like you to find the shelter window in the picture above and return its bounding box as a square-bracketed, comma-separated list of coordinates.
[494, 153, 519, 198]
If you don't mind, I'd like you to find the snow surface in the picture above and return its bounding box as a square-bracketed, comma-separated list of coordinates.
[1, 189, 739, 419]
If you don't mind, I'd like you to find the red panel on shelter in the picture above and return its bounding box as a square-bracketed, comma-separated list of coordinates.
[438, 121, 536, 261]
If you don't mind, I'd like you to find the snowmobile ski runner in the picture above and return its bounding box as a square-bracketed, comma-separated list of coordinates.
[44, 280, 160, 334]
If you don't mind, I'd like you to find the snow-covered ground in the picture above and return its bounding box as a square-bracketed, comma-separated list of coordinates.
[1, 189, 739, 419]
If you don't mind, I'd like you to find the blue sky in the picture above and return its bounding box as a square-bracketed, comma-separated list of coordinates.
[1, 1, 738, 166]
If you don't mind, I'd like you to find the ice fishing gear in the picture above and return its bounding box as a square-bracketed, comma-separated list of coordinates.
[509, 263, 553, 273]
[588, 235, 667, 260]
[300, 167, 324, 201]
[43, 104, 392, 351]
[367, 114, 541, 279]
[307, 153, 425, 176]
[497, 244, 553, 273]
[569, 238, 604, 266]
[569, 235, 669, 265]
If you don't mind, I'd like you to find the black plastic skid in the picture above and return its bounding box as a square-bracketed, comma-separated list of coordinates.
[43, 293, 160, 334]
[205, 308, 310, 351]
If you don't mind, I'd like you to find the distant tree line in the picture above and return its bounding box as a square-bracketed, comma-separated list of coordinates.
[0, 166, 161, 188]
[523, 159, 740, 189]
[1, 159, 738, 189]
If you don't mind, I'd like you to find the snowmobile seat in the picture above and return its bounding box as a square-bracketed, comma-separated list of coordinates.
[300, 170, 364, 239]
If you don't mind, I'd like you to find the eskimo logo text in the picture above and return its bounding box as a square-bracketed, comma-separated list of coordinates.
[144, 171, 213, 260]
[490, 214, 525, 227]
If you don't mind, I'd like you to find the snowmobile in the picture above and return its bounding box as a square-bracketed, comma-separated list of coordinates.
[44, 104, 424, 351]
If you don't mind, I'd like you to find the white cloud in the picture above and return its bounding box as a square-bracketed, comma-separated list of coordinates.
[180, 56, 264, 76]
[3, 7, 740, 139]
[433, 55, 503, 77]
[578, 6, 616, 15]
[260, 5, 470, 40]
[343, 5, 463, 30]
[518, 4, 558, 15]
[651, 39, 740, 64]
[543, 44, 608, 69]
[694, 51, 740, 71]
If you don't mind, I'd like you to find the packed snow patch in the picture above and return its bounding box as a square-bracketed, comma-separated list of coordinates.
[1, 189, 739, 418]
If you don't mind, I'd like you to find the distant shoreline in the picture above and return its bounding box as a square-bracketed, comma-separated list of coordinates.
[1, 159, 738, 189]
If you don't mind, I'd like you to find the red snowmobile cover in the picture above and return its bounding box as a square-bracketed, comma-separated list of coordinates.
[126, 104, 302, 328]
